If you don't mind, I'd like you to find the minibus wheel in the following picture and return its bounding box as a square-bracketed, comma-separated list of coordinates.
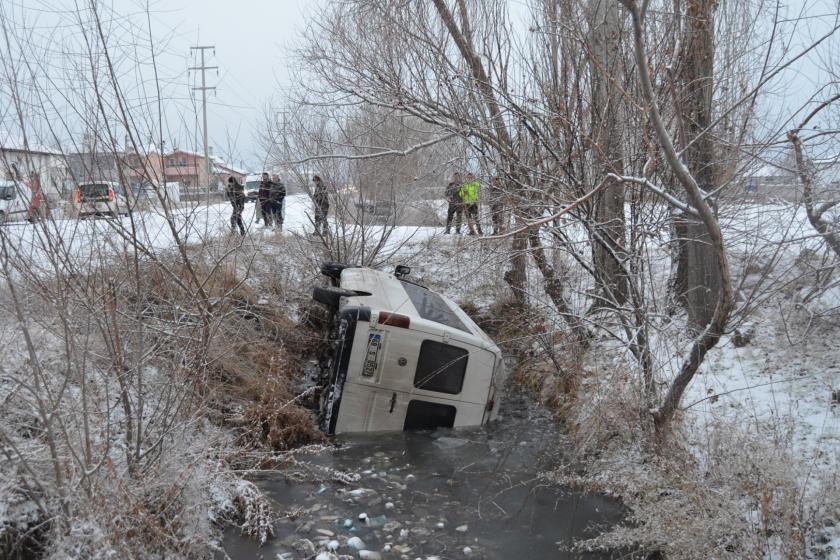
[320, 262, 352, 281]
[312, 286, 357, 310]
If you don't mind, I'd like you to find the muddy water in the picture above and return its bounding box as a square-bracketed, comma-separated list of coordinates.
[222, 388, 627, 559]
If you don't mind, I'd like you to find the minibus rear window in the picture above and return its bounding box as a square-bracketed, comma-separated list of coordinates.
[414, 340, 468, 394]
[400, 281, 470, 333]
[404, 400, 457, 430]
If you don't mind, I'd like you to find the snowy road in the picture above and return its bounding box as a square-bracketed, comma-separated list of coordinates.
[0, 194, 317, 274]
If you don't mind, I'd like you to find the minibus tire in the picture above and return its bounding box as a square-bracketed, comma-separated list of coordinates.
[312, 286, 356, 309]
[320, 262, 351, 280]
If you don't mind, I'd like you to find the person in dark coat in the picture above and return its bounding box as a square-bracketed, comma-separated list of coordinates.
[444, 172, 463, 234]
[226, 176, 246, 236]
[489, 175, 507, 235]
[268, 174, 286, 230]
[258, 172, 273, 227]
[312, 175, 329, 235]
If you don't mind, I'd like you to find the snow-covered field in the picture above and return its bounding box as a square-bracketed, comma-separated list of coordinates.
[0, 194, 317, 272]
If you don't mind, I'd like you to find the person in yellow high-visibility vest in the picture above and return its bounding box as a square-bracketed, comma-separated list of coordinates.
[459, 173, 483, 235]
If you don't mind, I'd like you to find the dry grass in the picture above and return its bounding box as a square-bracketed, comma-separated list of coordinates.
[210, 339, 324, 451]
[134, 254, 325, 452]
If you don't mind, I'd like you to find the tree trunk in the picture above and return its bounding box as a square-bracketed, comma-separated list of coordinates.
[622, 0, 733, 433]
[588, 0, 628, 306]
[788, 94, 840, 259]
[676, 0, 720, 329]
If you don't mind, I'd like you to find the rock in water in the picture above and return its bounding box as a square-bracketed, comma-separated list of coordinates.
[463, 546, 473, 556]
[347, 536, 366, 550]
[358, 551, 382, 560]
[732, 323, 755, 347]
[433, 436, 468, 449]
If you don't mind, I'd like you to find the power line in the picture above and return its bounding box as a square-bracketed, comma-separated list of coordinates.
[189, 45, 217, 200]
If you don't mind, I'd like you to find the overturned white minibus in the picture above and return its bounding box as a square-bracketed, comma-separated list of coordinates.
[312, 263, 505, 434]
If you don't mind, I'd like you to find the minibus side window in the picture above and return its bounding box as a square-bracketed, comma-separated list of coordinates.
[414, 340, 468, 394]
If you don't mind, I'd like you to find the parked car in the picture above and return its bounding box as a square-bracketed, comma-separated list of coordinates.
[71, 181, 129, 218]
[0, 181, 28, 224]
[243, 174, 262, 202]
[130, 181, 180, 207]
[312, 263, 505, 434]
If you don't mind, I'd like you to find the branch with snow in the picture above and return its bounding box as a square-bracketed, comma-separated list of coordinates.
[288, 132, 457, 164]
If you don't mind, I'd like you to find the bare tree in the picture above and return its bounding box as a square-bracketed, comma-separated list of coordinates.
[587, 0, 629, 306]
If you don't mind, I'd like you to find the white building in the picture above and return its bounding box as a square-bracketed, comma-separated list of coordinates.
[0, 139, 71, 206]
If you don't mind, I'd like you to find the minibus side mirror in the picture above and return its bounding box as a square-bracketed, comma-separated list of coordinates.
[395, 265, 411, 278]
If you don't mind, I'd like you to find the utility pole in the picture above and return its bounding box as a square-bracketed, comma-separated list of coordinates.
[189, 45, 217, 201]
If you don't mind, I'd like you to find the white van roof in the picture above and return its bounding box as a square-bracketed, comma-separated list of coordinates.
[339, 268, 495, 347]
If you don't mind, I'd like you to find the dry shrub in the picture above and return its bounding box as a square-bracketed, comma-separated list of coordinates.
[0, 481, 46, 560]
[139, 254, 252, 305]
[229, 480, 276, 544]
[561, 420, 820, 560]
[206, 338, 324, 452]
[537, 344, 834, 560]
[459, 297, 548, 354]
[563, 356, 646, 455]
[39, 431, 238, 560]
[1, 241, 321, 558]
[134, 254, 324, 452]
[211, 340, 324, 451]
[504, 312, 589, 422]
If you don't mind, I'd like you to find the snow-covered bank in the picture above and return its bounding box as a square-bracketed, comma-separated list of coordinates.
[1, 190, 837, 559]
[0, 195, 326, 558]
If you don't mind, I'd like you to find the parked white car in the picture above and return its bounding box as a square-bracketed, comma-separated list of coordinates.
[71, 181, 130, 218]
[131, 181, 181, 207]
[312, 263, 505, 434]
[0, 180, 33, 224]
[243, 174, 261, 203]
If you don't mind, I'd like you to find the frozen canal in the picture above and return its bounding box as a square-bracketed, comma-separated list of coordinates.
[222, 387, 628, 559]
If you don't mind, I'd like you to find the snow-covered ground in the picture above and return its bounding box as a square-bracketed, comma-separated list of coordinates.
[0, 194, 317, 273]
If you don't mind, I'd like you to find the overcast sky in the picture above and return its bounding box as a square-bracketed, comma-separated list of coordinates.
[119, 0, 840, 169]
[0, 0, 319, 170]
[2, 0, 837, 171]
[147, 0, 318, 170]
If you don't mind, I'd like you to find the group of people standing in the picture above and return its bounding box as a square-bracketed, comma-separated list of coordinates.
[444, 172, 506, 236]
[225, 172, 286, 236]
[227, 170, 505, 238]
[255, 173, 287, 229]
[226, 173, 328, 237]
